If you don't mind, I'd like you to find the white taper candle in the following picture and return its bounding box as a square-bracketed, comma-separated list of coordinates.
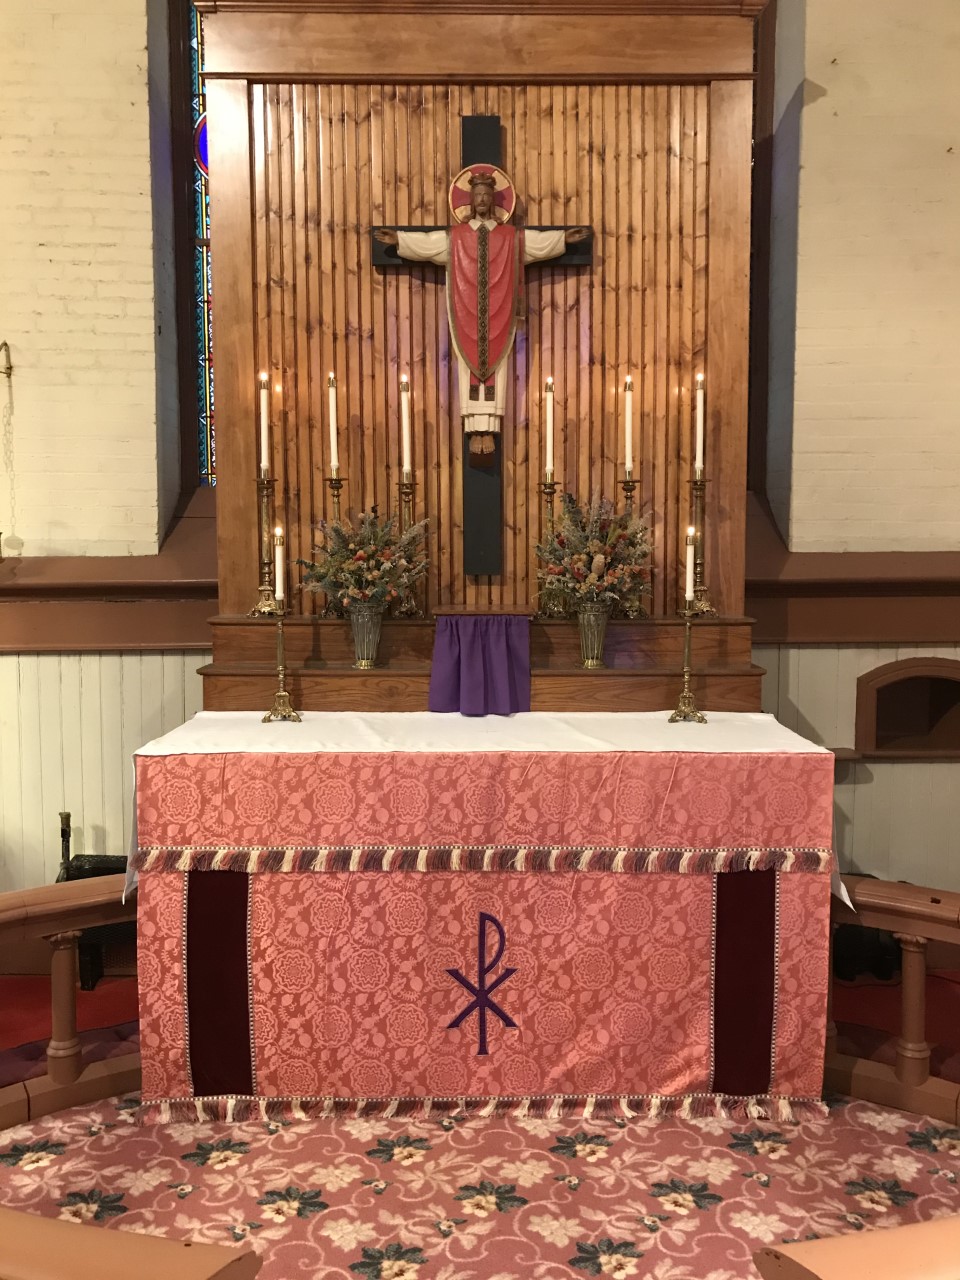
[400, 375, 412, 481]
[694, 373, 705, 475]
[544, 377, 555, 480]
[624, 375, 634, 478]
[258, 372, 270, 476]
[274, 526, 285, 603]
[327, 373, 339, 476]
[684, 526, 695, 605]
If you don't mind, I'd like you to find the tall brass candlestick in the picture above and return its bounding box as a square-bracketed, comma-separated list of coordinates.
[394, 476, 422, 617]
[263, 617, 301, 722]
[250, 474, 283, 616]
[618, 472, 639, 515]
[669, 610, 707, 724]
[535, 478, 567, 619]
[690, 475, 717, 616]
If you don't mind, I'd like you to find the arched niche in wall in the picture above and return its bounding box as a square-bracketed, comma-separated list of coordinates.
[855, 658, 960, 757]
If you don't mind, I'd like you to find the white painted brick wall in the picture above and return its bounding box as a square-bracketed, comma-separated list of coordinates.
[0, 1, 173, 555]
[770, 0, 960, 552]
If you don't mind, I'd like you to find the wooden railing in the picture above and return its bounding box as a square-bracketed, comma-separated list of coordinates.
[0, 875, 140, 1128]
[827, 875, 960, 1124]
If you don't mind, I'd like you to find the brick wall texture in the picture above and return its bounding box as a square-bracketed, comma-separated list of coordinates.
[769, 0, 960, 552]
[0, 1, 170, 555]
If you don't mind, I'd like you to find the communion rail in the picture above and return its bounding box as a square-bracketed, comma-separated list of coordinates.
[0, 874, 139, 1128]
[1, 874, 958, 1128]
[827, 874, 960, 1124]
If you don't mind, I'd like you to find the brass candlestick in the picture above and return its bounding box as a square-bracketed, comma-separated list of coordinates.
[325, 471, 345, 524]
[250, 474, 284, 616]
[263, 618, 301, 722]
[394, 474, 422, 618]
[690, 473, 718, 616]
[669, 609, 707, 724]
[540, 477, 559, 533]
[618, 472, 639, 514]
[535, 477, 567, 619]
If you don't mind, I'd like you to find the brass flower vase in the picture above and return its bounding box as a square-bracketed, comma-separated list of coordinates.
[349, 600, 386, 669]
[576, 600, 611, 669]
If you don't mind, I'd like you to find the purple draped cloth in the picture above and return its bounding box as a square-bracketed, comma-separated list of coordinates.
[428, 615, 531, 716]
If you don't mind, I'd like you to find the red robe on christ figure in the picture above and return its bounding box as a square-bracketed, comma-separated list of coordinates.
[375, 164, 587, 458]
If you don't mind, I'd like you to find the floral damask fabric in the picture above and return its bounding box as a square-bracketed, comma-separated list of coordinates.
[135, 748, 834, 857]
[249, 872, 714, 1104]
[2, 1095, 960, 1279]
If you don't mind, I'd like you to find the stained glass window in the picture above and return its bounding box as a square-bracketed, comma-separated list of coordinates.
[191, 8, 215, 484]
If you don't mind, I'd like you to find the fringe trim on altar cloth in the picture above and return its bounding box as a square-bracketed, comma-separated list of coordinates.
[132, 844, 834, 876]
[138, 1092, 829, 1126]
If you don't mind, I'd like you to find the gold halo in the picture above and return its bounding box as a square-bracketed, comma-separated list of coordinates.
[448, 163, 516, 224]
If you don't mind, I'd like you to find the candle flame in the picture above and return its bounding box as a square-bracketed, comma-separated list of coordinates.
[274, 526, 283, 538]
[328, 372, 335, 383]
[259, 371, 268, 384]
[687, 526, 696, 537]
[696, 373, 704, 386]
[625, 375, 633, 388]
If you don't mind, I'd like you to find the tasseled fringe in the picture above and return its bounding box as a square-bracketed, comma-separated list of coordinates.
[136, 1093, 828, 1125]
[131, 844, 835, 876]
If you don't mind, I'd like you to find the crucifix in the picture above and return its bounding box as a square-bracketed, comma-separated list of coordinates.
[372, 115, 592, 576]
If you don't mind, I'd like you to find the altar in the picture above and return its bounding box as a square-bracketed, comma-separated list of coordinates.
[133, 710, 833, 1123]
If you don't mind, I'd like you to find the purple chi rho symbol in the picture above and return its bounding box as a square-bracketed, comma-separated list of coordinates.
[446, 912, 517, 1056]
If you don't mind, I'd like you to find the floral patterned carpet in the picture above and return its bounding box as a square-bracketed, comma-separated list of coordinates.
[1, 1096, 960, 1279]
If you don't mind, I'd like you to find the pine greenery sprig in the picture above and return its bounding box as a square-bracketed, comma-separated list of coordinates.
[536, 493, 651, 608]
[299, 511, 428, 608]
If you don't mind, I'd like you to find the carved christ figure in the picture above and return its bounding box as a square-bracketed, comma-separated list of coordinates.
[375, 164, 588, 460]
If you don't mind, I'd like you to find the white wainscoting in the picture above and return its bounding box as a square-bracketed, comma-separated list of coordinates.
[0, 652, 209, 892]
[754, 643, 960, 892]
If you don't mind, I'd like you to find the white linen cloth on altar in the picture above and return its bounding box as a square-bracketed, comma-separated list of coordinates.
[134, 709, 831, 758]
[126, 710, 844, 902]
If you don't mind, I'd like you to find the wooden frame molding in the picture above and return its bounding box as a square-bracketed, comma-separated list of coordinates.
[0, 490, 217, 652]
[746, 497, 960, 644]
[200, 12, 757, 80]
[855, 657, 960, 757]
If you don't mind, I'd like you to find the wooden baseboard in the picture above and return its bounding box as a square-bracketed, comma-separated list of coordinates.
[18, 1054, 142, 1126]
[825, 1052, 960, 1124]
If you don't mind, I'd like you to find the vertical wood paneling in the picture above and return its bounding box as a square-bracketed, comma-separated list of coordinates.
[0, 653, 211, 891]
[250, 81, 714, 613]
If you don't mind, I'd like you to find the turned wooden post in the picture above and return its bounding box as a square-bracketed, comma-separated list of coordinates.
[45, 930, 82, 1085]
[894, 933, 930, 1087]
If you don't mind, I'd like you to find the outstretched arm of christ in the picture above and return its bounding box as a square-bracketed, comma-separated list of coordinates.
[374, 226, 588, 267]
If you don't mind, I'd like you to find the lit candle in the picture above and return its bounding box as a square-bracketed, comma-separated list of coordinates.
[624, 375, 634, 478]
[694, 373, 705, 476]
[400, 375, 412, 481]
[274, 526, 285, 604]
[258, 372, 270, 476]
[327, 373, 339, 476]
[544, 377, 555, 480]
[684, 525, 695, 605]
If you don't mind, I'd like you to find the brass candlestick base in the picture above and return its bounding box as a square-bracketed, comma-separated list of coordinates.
[691, 475, 718, 617]
[263, 618, 302, 723]
[669, 611, 707, 724]
[250, 474, 284, 616]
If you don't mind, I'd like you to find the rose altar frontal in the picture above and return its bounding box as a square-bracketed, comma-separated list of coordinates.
[131, 711, 834, 1122]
